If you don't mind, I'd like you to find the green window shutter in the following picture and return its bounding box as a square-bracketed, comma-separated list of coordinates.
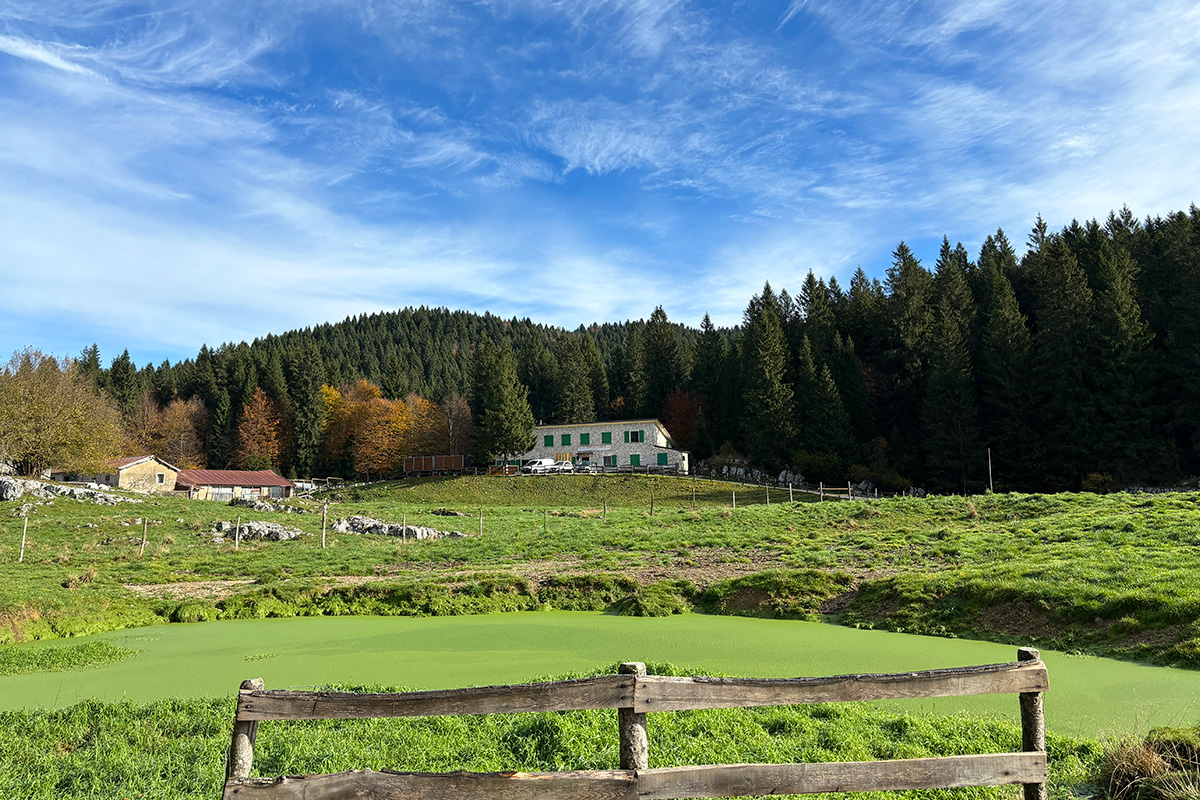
[602, 432, 611, 444]
[639, 430, 645, 443]
[657, 453, 668, 466]
[562, 434, 571, 446]
[624, 431, 630, 443]
[630, 454, 640, 467]
[580, 433, 590, 446]
[543, 435, 553, 447]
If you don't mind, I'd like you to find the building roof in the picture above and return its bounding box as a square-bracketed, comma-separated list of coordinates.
[113, 455, 180, 472]
[176, 469, 295, 488]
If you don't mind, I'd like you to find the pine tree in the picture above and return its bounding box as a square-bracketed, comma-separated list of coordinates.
[107, 349, 140, 419]
[288, 343, 325, 477]
[582, 333, 610, 420]
[643, 306, 684, 417]
[472, 341, 535, 465]
[976, 233, 1036, 489]
[207, 387, 233, 469]
[740, 284, 794, 468]
[551, 335, 594, 423]
[1029, 235, 1096, 488]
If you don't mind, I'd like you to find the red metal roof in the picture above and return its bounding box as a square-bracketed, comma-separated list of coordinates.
[176, 469, 295, 488]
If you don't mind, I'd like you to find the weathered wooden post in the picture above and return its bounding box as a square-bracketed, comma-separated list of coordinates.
[847, 481, 852, 500]
[19, 516, 27, 563]
[618, 662, 648, 771]
[603, 499, 608, 523]
[227, 677, 265, 780]
[819, 482, 825, 502]
[235, 516, 241, 552]
[321, 503, 327, 549]
[765, 486, 770, 506]
[1018, 647, 1047, 800]
[402, 513, 407, 542]
[789, 483, 794, 502]
[139, 518, 148, 557]
[732, 489, 736, 509]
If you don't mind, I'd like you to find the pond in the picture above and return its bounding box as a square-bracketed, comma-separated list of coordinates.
[2, 611, 1196, 737]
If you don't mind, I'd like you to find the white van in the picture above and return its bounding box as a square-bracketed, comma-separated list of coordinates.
[522, 458, 556, 474]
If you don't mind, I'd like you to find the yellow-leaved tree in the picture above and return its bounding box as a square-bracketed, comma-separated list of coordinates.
[0, 348, 124, 476]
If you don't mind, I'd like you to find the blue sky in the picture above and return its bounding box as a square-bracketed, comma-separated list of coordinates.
[1, 0, 1198, 366]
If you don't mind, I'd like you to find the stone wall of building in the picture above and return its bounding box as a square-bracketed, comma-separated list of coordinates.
[518, 420, 688, 472]
[119, 459, 178, 493]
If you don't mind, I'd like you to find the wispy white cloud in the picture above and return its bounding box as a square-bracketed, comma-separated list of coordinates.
[0, 34, 99, 77]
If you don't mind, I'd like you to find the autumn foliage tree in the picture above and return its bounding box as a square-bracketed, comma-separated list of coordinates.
[235, 387, 283, 470]
[0, 349, 124, 476]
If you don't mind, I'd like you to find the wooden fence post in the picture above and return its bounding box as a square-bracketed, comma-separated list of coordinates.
[603, 500, 607, 523]
[402, 513, 407, 542]
[1018, 647, 1047, 800]
[139, 518, 148, 557]
[848, 481, 852, 500]
[618, 662, 649, 771]
[732, 489, 736, 509]
[19, 516, 27, 563]
[227, 677, 265, 780]
[789, 483, 794, 503]
[321, 504, 327, 549]
[766, 486, 770, 506]
[235, 516, 241, 552]
[819, 482, 824, 502]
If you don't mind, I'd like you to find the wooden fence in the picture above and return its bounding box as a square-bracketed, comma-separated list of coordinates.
[224, 648, 1048, 800]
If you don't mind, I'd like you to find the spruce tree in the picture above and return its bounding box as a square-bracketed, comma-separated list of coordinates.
[643, 306, 684, 417]
[551, 335, 594, 423]
[976, 233, 1036, 488]
[288, 343, 325, 477]
[472, 341, 535, 465]
[740, 285, 794, 468]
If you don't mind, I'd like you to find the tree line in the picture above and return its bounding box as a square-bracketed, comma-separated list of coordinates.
[6, 205, 1198, 492]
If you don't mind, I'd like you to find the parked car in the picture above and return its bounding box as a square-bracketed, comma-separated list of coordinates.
[522, 458, 556, 474]
[552, 461, 575, 473]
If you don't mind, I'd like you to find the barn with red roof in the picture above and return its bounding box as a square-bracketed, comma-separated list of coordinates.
[175, 469, 296, 501]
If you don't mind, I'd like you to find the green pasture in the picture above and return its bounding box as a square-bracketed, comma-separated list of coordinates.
[3, 612, 1197, 738]
[1, 478, 1200, 667]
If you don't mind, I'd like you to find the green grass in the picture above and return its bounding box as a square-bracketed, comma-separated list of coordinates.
[2, 478, 1200, 667]
[0, 663, 1103, 800]
[0, 641, 136, 675]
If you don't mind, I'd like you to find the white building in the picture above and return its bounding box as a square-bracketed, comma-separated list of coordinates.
[519, 419, 688, 473]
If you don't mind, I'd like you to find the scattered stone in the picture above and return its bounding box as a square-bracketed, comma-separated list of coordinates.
[229, 498, 311, 514]
[0, 477, 142, 505]
[429, 508, 469, 517]
[332, 515, 465, 540]
[211, 520, 304, 541]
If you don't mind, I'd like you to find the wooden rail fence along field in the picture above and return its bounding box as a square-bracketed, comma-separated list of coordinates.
[224, 648, 1049, 800]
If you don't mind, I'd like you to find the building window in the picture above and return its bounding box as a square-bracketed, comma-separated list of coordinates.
[543, 434, 553, 447]
[630, 454, 641, 467]
[562, 434, 571, 446]
[156, 473, 165, 484]
[625, 430, 644, 443]
[601, 432, 611, 444]
[657, 453, 668, 466]
[580, 433, 590, 446]
[603, 455, 617, 467]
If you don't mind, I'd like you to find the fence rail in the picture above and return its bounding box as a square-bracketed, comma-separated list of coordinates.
[224, 649, 1049, 800]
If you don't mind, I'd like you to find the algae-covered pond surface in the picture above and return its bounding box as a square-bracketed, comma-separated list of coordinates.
[1, 611, 1196, 737]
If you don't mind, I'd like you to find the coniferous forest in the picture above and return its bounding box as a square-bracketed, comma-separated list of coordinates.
[51, 207, 1200, 492]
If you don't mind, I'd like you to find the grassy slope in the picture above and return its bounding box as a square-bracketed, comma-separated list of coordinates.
[2, 477, 1199, 665]
[0, 664, 1101, 800]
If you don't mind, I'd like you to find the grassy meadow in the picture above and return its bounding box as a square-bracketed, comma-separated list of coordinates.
[2, 475, 1199, 667]
[0, 663, 1104, 800]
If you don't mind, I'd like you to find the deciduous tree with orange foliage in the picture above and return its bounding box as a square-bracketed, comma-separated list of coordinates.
[236, 387, 283, 470]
